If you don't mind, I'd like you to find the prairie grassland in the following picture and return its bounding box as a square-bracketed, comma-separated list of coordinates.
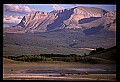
[3, 58, 116, 81]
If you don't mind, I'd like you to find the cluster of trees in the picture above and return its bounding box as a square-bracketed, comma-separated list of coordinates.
[3, 54, 101, 64]
[4, 47, 106, 64]
[64, 55, 100, 64]
[3, 55, 53, 62]
[39, 53, 70, 57]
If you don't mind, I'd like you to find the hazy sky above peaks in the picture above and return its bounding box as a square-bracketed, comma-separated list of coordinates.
[3, 4, 116, 27]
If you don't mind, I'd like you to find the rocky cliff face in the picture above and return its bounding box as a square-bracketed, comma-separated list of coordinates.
[4, 6, 116, 33]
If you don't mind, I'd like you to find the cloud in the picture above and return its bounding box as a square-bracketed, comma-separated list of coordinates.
[3, 15, 23, 24]
[4, 4, 36, 14]
[50, 4, 65, 10]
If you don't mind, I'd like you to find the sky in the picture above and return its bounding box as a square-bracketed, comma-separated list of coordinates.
[3, 4, 116, 27]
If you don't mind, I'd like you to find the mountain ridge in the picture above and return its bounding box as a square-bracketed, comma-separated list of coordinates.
[4, 6, 116, 33]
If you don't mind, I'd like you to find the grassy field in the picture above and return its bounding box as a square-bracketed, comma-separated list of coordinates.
[3, 58, 116, 81]
[3, 29, 116, 56]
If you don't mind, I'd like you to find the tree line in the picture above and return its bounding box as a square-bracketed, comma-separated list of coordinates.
[3, 53, 101, 64]
[3, 47, 107, 63]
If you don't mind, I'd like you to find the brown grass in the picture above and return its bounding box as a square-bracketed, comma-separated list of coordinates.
[3, 58, 116, 81]
[3, 74, 116, 81]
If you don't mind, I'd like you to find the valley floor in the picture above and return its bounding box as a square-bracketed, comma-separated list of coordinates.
[3, 59, 116, 81]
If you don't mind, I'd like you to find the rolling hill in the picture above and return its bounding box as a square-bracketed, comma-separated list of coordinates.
[87, 46, 116, 62]
[3, 29, 116, 56]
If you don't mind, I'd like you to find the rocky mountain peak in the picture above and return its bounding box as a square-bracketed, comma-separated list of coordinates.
[73, 6, 107, 16]
[4, 6, 116, 33]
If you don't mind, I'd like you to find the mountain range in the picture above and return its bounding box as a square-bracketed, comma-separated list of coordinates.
[4, 6, 116, 34]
